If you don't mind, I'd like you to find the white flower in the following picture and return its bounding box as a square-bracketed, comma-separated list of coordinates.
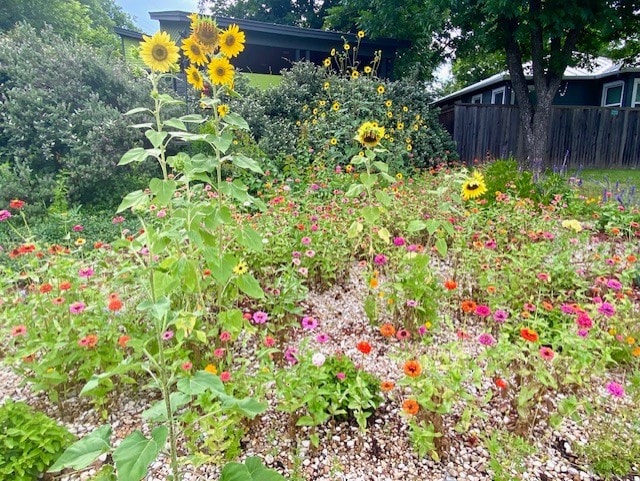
[312, 352, 326, 367]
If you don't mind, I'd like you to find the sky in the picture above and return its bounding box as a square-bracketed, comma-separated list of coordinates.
[115, 0, 199, 33]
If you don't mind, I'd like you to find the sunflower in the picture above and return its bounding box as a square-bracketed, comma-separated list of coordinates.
[461, 171, 488, 201]
[233, 261, 248, 275]
[219, 24, 246, 58]
[139, 31, 180, 72]
[208, 56, 234, 86]
[357, 30, 365, 38]
[355, 121, 385, 149]
[191, 15, 220, 54]
[364, 66, 372, 74]
[217, 103, 229, 117]
[181, 35, 208, 66]
[377, 85, 385, 94]
[332, 102, 340, 111]
[323, 58, 331, 68]
[184, 65, 204, 90]
[351, 70, 359, 79]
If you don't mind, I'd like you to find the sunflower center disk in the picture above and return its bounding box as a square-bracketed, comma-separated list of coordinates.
[152, 46, 168, 61]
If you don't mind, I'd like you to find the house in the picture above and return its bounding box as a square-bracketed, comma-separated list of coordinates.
[141, 11, 409, 79]
[432, 58, 640, 167]
[114, 27, 145, 70]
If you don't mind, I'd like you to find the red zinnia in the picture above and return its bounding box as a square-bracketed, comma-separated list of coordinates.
[520, 327, 539, 342]
[444, 279, 457, 290]
[108, 297, 123, 312]
[118, 335, 131, 348]
[494, 378, 507, 389]
[39, 283, 53, 294]
[9, 199, 25, 209]
[357, 341, 372, 354]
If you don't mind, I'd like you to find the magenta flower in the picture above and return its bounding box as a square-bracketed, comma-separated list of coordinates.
[560, 303, 576, 314]
[484, 239, 497, 249]
[406, 299, 418, 308]
[393, 236, 406, 246]
[406, 244, 419, 252]
[396, 328, 411, 341]
[374, 254, 388, 266]
[162, 330, 174, 341]
[598, 302, 616, 317]
[301, 237, 311, 245]
[0, 210, 12, 222]
[219, 331, 231, 342]
[292, 251, 301, 258]
[298, 267, 308, 277]
[539, 346, 555, 360]
[69, 302, 86, 314]
[606, 381, 625, 398]
[214, 348, 225, 358]
[417, 325, 427, 336]
[475, 305, 491, 317]
[284, 347, 298, 364]
[252, 311, 269, 324]
[112, 216, 125, 224]
[577, 328, 589, 338]
[315, 333, 329, 343]
[606, 278, 622, 290]
[72, 224, 84, 232]
[477, 333, 496, 346]
[78, 267, 94, 278]
[301, 316, 318, 330]
[336, 372, 346, 380]
[576, 313, 593, 329]
[493, 309, 509, 323]
[181, 361, 192, 371]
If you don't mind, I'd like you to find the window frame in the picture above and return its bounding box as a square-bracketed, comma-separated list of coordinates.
[601, 80, 624, 107]
[632, 78, 640, 108]
[471, 93, 482, 104]
[491, 86, 506, 105]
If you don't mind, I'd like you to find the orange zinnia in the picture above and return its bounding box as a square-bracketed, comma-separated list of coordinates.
[118, 335, 131, 348]
[444, 279, 457, 290]
[403, 360, 421, 377]
[402, 399, 419, 415]
[380, 380, 395, 392]
[542, 301, 553, 311]
[85, 334, 99, 348]
[108, 297, 123, 312]
[380, 323, 396, 338]
[520, 327, 539, 342]
[461, 300, 477, 313]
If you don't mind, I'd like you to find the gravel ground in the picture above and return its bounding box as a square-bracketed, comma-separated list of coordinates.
[1, 263, 638, 481]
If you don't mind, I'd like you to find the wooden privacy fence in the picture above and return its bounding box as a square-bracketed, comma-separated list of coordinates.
[443, 104, 640, 168]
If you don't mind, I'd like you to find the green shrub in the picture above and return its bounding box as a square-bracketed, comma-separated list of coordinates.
[0, 23, 155, 211]
[0, 400, 74, 481]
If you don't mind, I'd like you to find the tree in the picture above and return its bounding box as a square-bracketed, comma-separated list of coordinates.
[445, 0, 640, 171]
[0, 0, 137, 49]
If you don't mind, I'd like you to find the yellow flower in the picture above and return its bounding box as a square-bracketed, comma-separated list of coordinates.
[330, 48, 336, 56]
[190, 15, 219, 54]
[406, 144, 412, 151]
[318, 100, 326, 106]
[355, 121, 385, 149]
[181, 35, 207, 66]
[385, 100, 392, 107]
[396, 122, 404, 130]
[402, 106, 408, 112]
[351, 70, 359, 79]
[233, 261, 248, 275]
[204, 364, 217, 374]
[461, 171, 488, 201]
[217, 103, 229, 117]
[219, 24, 245, 58]
[377, 85, 385, 94]
[396, 173, 403, 180]
[344, 43, 350, 50]
[330, 137, 338, 145]
[208, 57, 234, 86]
[364, 66, 372, 74]
[357, 30, 365, 38]
[627, 336, 636, 345]
[185, 65, 204, 90]
[632, 347, 640, 357]
[139, 31, 180, 72]
[323, 81, 330, 90]
[323, 58, 331, 67]
[75, 238, 86, 246]
[332, 102, 340, 111]
[561, 219, 583, 233]
[386, 111, 393, 118]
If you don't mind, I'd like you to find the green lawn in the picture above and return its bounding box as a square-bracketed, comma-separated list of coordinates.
[245, 73, 282, 90]
[570, 168, 640, 203]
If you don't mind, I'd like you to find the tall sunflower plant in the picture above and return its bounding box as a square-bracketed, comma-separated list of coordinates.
[56, 15, 273, 481]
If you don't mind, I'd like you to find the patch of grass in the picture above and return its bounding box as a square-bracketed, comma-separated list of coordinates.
[569, 168, 640, 205]
[245, 72, 282, 90]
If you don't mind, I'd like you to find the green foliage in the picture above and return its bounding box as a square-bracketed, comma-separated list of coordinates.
[484, 430, 538, 481]
[0, 24, 154, 211]
[220, 456, 286, 481]
[0, 400, 74, 481]
[482, 159, 536, 202]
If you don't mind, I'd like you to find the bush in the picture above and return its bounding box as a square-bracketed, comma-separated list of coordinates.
[0, 400, 74, 481]
[230, 61, 457, 173]
[0, 24, 155, 211]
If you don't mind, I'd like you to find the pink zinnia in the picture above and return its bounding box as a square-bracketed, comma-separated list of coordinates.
[606, 381, 625, 398]
[301, 237, 311, 245]
[598, 302, 615, 317]
[220, 371, 231, 382]
[0, 210, 12, 222]
[493, 309, 509, 323]
[374, 254, 388, 265]
[301, 316, 318, 330]
[315, 333, 329, 343]
[396, 328, 411, 341]
[72, 224, 84, 232]
[252, 311, 269, 324]
[11, 325, 27, 337]
[475, 305, 491, 317]
[484, 239, 497, 249]
[606, 279, 622, 290]
[406, 300, 418, 308]
[181, 361, 192, 371]
[214, 348, 225, 358]
[576, 313, 593, 329]
[78, 267, 94, 278]
[305, 249, 316, 258]
[561, 303, 576, 314]
[336, 372, 346, 380]
[393, 237, 406, 246]
[477, 333, 496, 346]
[219, 331, 231, 342]
[539, 346, 555, 361]
[284, 347, 298, 364]
[264, 336, 275, 347]
[162, 330, 174, 341]
[69, 301, 86, 314]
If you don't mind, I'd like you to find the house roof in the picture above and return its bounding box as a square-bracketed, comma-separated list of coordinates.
[148, 11, 410, 49]
[433, 57, 640, 106]
[113, 26, 144, 40]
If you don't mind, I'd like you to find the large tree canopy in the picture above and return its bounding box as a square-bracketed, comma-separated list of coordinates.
[0, 0, 137, 49]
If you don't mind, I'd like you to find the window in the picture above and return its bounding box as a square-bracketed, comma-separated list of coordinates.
[471, 94, 482, 104]
[632, 78, 640, 108]
[601, 81, 624, 107]
[491, 86, 506, 105]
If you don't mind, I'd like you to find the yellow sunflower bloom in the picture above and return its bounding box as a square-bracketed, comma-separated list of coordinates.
[208, 56, 234, 86]
[377, 85, 385, 94]
[191, 15, 220, 54]
[330, 137, 338, 145]
[323, 58, 331, 67]
[332, 102, 340, 111]
[364, 66, 372, 74]
[233, 261, 248, 275]
[356, 121, 385, 149]
[219, 24, 245, 58]
[461, 171, 488, 201]
[351, 70, 359, 79]
[139, 31, 180, 72]
[181, 35, 208, 66]
[185, 65, 204, 90]
[357, 30, 365, 38]
[217, 103, 229, 117]
[344, 43, 350, 50]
